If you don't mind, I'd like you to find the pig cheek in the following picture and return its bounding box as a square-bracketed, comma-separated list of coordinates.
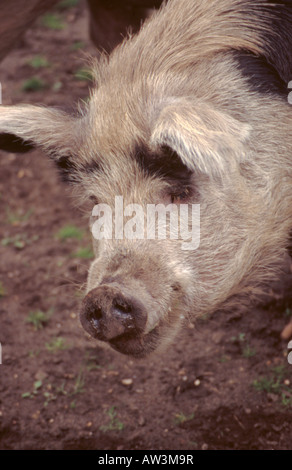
[86, 257, 104, 293]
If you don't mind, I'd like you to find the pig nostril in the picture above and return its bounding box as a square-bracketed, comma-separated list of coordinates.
[89, 306, 103, 320]
[112, 298, 132, 315]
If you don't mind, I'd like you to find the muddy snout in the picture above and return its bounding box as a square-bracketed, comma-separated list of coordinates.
[80, 284, 147, 342]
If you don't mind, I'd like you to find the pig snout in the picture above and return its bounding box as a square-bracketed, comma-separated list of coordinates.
[80, 284, 147, 344]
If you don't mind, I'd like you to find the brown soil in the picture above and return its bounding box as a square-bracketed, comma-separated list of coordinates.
[0, 1, 291, 451]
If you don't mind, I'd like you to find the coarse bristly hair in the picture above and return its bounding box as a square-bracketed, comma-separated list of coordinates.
[0, 0, 292, 356]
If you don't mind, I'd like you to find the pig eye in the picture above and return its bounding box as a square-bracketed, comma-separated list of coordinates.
[170, 189, 190, 204]
[89, 195, 99, 205]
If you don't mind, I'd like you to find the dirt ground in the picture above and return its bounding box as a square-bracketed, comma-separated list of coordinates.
[0, 0, 291, 451]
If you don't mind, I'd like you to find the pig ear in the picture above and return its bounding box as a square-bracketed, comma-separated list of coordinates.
[0, 104, 83, 182]
[150, 100, 251, 177]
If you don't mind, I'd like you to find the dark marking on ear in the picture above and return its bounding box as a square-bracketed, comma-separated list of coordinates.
[235, 52, 288, 98]
[0, 133, 35, 153]
[134, 144, 193, 184]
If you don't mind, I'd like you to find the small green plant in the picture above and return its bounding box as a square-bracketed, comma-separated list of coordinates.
[281, 391, 292, 407]
[231, 332, 246, 343]
[28, 55, 50, 69]
[56, 224, 84, 241]
[22, 380, 43, 399]
[52, 81, 63, 92]
[0, 281, 6, 298]
[2, 235, 25, 249]
[253, 376, 278, 393]
[58, 0, 79, 8]
[71, 41, 85, 51]
[56, 382, 68, 396]
[45, 336, 69, 353]
[43, 382, 69, 406]
[1, 234, 39, 250]
[242, 345, 256, 358]
[26, 309, 53, 330]
[84, 351, 102, 371]
[284, 307, 292, 318]
[231, 332, 256, 358]
[72, 246, 94, 259]
[100, 406, 124, 432]
[253, 365, 292, 406]
[219, 355, 230, 363]
[28, 350, 40, 358]
[21, 77, 47, 92]
[173, 412, 195, 425]
[43, 390, 57, 406]
[72, 369, 85, 395]
[5, 207, 33, 224]
[41, 13, 65, 30]
[74, 67, 93, 82]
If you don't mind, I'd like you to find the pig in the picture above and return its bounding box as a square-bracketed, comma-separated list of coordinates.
[0, 0, 292, 357]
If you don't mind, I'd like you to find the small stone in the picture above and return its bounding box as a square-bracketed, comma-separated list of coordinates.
[121, 378, 133, 386]
[138, 415, 145, 426]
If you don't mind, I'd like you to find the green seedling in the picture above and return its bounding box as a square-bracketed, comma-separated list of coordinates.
[58, 0, 79, 8]
[99, 406, 124, 432]
[2, 235, 24, 249]
[52, 81, 63, 92]
[253, 376, 278, 393]
[41, 13, 65, 30]
[71, 41, 85, 51]
[231, 332, 256, 358]
[253, 365, 292, 406]
[0, 281, 6, 298]
[219, 355, 230, 363]
[72, 246, 94, 259]
[21, 77, 47, 92]
[6, 207, 33, 224]
[84, 352, 102, 371]
[285, 307, 292, 318]
[56, 224, 84, 241]
[1, 234, 39, 250]
[56, 382, 68, 396]
[25, 308, 53, 330]
[28, 55, 50, 69]
[28, 350, 40, 357]
[242, 345, 256, 358]
[281, 391, 292, 407]
[173, 412, 195, 425]
[72, 369, 85, 395]
[45, 336, 69, 353]
[231, 332, 246, 343]
[22, 380, 43, 399]
[43, 390, 57, 407]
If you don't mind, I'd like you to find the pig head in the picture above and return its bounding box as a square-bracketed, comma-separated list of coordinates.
[1, 0, 292, 357]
